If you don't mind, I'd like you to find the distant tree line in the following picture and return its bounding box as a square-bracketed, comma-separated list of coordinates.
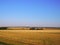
[30, 27, 43, 30]
[0, 27, 8, 30]
[0, 27, 44, 30]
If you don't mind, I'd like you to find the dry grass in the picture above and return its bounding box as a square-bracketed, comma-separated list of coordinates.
[0, 30, 60, 45]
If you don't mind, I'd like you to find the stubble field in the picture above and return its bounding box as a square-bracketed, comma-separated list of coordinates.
[0, 30, 60, 45]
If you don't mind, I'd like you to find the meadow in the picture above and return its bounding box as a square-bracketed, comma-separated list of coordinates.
[0, 30, 60, 45]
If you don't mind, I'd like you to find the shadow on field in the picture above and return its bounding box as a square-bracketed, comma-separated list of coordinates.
[0, 42, 11, 45]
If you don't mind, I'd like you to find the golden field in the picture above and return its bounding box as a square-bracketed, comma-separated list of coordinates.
[0, 30, 60, 45]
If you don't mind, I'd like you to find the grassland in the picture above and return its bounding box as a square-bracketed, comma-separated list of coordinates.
[0, 30, 60, 45]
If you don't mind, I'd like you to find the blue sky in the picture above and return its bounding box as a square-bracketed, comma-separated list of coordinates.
[0, 0, 60, 27]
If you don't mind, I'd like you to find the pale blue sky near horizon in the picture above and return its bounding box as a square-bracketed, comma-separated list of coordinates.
[0, 0, 60, 27]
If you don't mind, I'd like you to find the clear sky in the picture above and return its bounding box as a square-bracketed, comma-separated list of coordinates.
[0, 0, 60, 27]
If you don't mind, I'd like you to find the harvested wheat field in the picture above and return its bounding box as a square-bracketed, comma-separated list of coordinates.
[0, 30, 60, 45]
